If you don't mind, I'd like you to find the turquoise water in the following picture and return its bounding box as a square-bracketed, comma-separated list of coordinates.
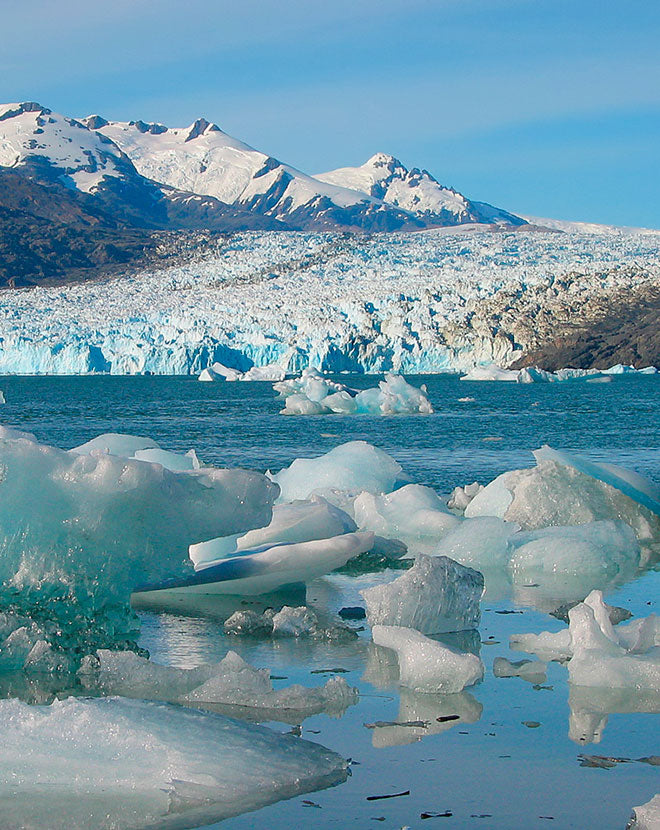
[1, 374, 659, 829]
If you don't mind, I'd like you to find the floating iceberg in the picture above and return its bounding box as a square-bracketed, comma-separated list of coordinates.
[459, 363, 658, 383]
[279, 372, 433, 416]
[270, 441, 408, 503]
[223, 605, 355, 640]
[274, 367, 350, 400]
[138, 531, 375, 596]
[361, 555, 484, 635]
[198, 362, 243, 382]
[447, 481, 484, 511]
[465, 447, 660, 539]
[0, 428, 277, 662]
[353, 484, 459, 549]
[70, 431, 161, 456]
[511, 590, 660, 692]
[80, 648, 358, 720]
[431, 516, 520, 569]
[371, 625, 484, 693]
[0, 696, 348, 829]
[189, 495, 358, 567]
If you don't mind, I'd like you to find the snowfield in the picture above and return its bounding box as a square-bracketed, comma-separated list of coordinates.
[0, 228, 658, 375]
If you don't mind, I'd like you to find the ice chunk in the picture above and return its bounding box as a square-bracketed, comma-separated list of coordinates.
[241, 363, 286, 381]
[0, 390, 4, 404]
[627, 794, 660, 830]
[224, 608, 276, 636]
[199, 362, 243, 381]
[144, 531, 375, 596]
[0, 431, 277, 661]
[466, 449, 660, 539]
[80, 648, 358, 719]
[132, 447, 202, 472]
[361, 554, 484, 634]
[270, 441, 407, 503]
[189, 496, 357, 569]
[0, 696, 348, 828]
[372, 625, 484, 693]
[277, 372, 432, 416]
[534, 445, 660, 517]
[431, 517, 520, 568]
[0, 424, 37, 442]
[354, 484, 459, 548]
[508, 521, 640, 578]
[493, 657, 547, 683]
[447, 482, 484, 511]
[568, 604, 660, 691]
[223, 604, 354, 640]
[510, 627, 572, 662]
[460, 364, 521, 382]
[69, 431, 161, 456]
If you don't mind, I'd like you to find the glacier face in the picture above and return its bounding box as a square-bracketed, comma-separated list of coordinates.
[0, 228, 658, 376]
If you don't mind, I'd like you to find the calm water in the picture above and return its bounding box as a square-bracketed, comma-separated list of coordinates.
[1, 374, 659, 829]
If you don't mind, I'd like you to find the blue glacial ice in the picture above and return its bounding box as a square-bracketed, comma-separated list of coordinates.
[0, 695, 348, 829]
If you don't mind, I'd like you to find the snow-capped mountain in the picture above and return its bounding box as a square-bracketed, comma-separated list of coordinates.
[316, 152, 524, 226]
[0, 102, 283, 232]
[86, 116, 427, 232]
[86, 115, 524, 231]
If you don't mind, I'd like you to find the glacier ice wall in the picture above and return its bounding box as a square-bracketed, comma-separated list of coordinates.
[0, 229, 658, 375]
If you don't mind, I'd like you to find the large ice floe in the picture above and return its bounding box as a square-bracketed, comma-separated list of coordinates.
[274, 369, 433, 415]
[361, 555, 483, 634]
[0, 696, 348, 829]
[371, 625, 484, 693]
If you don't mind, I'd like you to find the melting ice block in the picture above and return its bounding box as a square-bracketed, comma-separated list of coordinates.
[360, 554, 484, 634]
[0, 696, 348, 829]
[198, 362, 243, 381]
[372, 625, 484, 693]
[447, 481, 484, 511]
[133, 447, 202, 472]
[465, 447, 660, 539]
[432, 516, 520, 568]
[154, 531, 375, 596]
[70, 431, 161, 456]
[80, 649, 358, 720]
[270, 440, 407, 502]
[354, 484, 459, 548]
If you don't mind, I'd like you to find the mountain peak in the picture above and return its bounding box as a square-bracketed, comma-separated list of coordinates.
[185, 117, 221, 142]
[365, 152, 401, 169]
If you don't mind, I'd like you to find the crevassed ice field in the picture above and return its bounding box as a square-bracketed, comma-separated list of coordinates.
[0, 371, 658, 830]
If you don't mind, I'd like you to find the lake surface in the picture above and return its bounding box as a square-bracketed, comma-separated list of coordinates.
[1, 373, 658, 829]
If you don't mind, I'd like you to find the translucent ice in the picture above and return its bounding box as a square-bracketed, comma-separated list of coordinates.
[0, 430, 277, 658]
[270, 441, 407, 503]
[70, 431, 161, 456]
[80, 648, 358, 719]
[0, 696, 348, 829]
[143, 531, 375, 596]
[280, 373, 433, 416]
[447, 482, 484, 511]
[133, 447, 202, 472]
[371, 625, 484, 693]
[361, 554, 484, 634]
[431, 517, 520, 569]
[465, 448, 660, 539]
[189, 495, 358, 568]
[354, 484, 459, 549]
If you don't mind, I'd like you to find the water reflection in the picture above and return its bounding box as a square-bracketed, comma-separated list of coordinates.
[568, 684, 660, 745]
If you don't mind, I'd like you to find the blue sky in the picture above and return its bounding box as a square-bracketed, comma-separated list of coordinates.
[3, 0, 659, 226]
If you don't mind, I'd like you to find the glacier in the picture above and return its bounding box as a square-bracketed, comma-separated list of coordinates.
[0, 228, 658, 375]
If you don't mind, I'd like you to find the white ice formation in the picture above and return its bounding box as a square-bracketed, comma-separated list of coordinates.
[269, 440, 407, 503]
[79, 648, 358, 718]
[360, 555, 484, 635]
[199, 362, 286, 382]
[277, 371, 433, 416]
[0, 426, 277, 662]
[0, 695, 348, 829]
[465, 446, 660, 540]
[447, 482, 484, 511]
[371, 625, 484, 693]
[460, 363, 658, 383]
[511, 590, 660, 692]
[353, 484, 459, 549]
[223, 606, 355, 641]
